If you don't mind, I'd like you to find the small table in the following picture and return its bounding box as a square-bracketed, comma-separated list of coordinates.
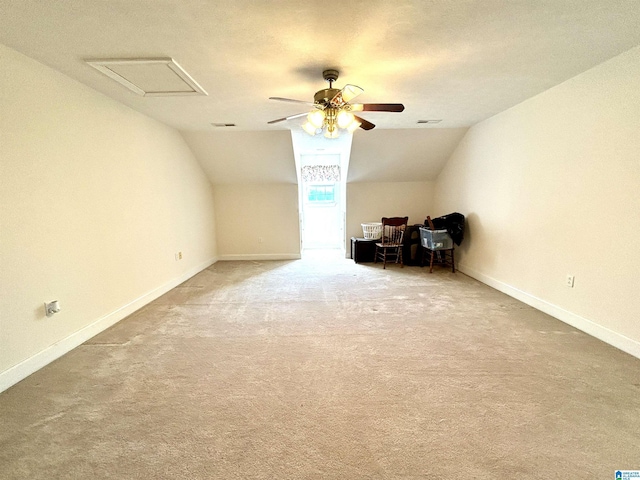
[350, 237, 378, 263]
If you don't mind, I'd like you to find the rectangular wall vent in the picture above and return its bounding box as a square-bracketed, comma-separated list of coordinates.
[86, 58, 207, 96]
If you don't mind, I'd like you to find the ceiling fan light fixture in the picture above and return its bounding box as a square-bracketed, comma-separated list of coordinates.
[302, 121, 318, 136]
[307, 109, 325, 129]
[347, 119, 362, 133]
[340, 84, 364, 103]
[324, 127, 339, 139]
[336, 110, 355, 129]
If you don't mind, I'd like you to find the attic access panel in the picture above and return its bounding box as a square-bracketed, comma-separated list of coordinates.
[86, 58, 207, 96]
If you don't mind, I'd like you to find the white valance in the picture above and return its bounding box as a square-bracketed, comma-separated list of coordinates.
[301, 165, 340, 183]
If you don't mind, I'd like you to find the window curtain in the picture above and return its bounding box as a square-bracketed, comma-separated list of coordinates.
[301, 165, 340, 183]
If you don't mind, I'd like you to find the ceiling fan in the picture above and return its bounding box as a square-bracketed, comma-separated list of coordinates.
[267, 69, 405, 138]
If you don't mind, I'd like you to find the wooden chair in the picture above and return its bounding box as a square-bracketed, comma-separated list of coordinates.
[374, 217, 408, 269]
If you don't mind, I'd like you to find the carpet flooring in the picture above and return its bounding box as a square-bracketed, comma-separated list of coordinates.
[1, 252, 639, 479]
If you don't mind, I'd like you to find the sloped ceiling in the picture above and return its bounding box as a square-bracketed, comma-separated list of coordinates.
[348, 129, 469, 182]
[181, 131, 297, 185]
[2, 1, 640, 184]
[181, 128, 467, 184]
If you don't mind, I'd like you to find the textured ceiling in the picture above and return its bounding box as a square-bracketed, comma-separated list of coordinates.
[1, 0, 639, 133]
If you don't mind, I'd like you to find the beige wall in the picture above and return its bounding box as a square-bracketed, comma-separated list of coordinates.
[0, 44, 218, 389]
[182, 131, 301, 260]
[213, 184, 300, 259]
[435, 46, 640, 355]
[346, 182, 435, 241]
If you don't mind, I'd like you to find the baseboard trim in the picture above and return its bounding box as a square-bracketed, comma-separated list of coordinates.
[0, 257, 218, 394]
[458, 263, 640, 360]
[217, 254, 301, 261]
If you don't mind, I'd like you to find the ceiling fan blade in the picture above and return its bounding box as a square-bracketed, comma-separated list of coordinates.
[269, 97, 315, 106]
[267, 112, 308, 124]
[351, 103, 405, 112]
[354, 115, 375, 131]
[330, 84, 364, 106]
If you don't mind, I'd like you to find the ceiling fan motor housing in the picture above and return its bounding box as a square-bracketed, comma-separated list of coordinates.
[322, 69, 339, 83]
[314, 88, 341, 106]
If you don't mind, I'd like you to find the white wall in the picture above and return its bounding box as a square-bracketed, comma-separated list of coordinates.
[213, 184, 300, 260]
[346, 182, 435, 240]
[435, 46, 640, 356]
[0, 44, 218, 391]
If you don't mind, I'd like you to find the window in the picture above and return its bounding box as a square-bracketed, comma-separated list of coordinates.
[307, 185, 335, 203]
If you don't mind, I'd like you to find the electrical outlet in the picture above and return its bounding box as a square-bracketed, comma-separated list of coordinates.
[45, 300, 61, 317]
[178, 251, 183, 260]
[566, 275, 575, 288]
[258, 237, 263, 244]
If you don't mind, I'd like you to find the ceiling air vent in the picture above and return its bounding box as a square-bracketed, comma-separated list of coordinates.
[417, 119, 442, 124]
[86, 58, 207, 96]
[212, 123, 236, 127]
